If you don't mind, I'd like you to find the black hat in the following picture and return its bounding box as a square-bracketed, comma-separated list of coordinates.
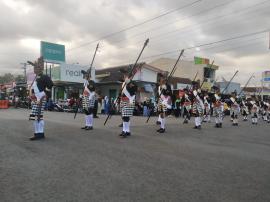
[81, 70, 87, 74]
[120, 67, 129, 73]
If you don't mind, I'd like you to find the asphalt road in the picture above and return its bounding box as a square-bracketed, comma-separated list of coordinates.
[0, 108, 270, 202]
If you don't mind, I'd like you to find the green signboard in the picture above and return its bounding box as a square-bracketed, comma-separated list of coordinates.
[40, 41, 65, 63]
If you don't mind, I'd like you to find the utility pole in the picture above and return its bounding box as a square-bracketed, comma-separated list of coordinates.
[20, 63, 27, 84]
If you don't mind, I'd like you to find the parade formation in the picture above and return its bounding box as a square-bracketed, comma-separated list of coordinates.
[24, 39, 270, 141]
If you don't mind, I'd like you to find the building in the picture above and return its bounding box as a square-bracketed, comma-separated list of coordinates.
[242, 87, 270, 100]
[27, 63, 89, 102]
[96, 63, 165, 102]
[149, 57, 219, 91]
[217, 81, 241, 95]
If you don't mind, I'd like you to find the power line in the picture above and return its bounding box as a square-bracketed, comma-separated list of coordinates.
[141, 29, 270, 60]
[114, 0, 270, 50]
[99, 31, 269, 69]
[67, 0, 203, 51]
[107, 0, 237, 46]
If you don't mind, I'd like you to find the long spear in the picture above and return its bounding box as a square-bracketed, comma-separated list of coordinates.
[238, 74, 254, 96]
[74, 43, 99, 119]
[221, 70, 239, 94]
[104, 39, 149, 125]
[146, 49, 185, 123]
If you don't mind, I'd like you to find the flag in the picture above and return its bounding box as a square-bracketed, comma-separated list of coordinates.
[194, 57, 210, 65]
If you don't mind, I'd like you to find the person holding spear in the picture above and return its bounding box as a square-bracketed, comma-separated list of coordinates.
[103, 39, 149, 138]
[28, 57, 53, 140]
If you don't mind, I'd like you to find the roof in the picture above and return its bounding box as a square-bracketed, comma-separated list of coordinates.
[242, 87, 270, 92]
[170, 77, 192, 85]
[96, 62, 165, 83]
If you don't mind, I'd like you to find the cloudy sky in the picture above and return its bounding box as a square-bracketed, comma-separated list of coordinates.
[0, 0, 270, 85]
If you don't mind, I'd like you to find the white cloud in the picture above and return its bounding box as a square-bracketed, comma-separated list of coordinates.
[0, 0, 269, 85]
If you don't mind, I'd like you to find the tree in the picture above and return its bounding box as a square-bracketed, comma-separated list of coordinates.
[15, 75, 25, 83]
[0, 73, 14, 84]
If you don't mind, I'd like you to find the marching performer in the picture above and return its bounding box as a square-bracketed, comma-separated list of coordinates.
[192, 88, 204, 130]
[156, 73, 172, 133]
[29, 57, 53, 140]
[81, 70, 96, 130]
[251, 99, 259, 125]
[262, 101, 269, 122]
[203, 94, 211, 123]
[211, 86, 223, 128]
[119, 69, 137, 138]
[181, 88, 192, 124]
[241, 99, 249, 121]
[229, 93, 240, 126]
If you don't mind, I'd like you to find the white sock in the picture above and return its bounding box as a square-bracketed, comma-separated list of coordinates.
[252, 118, 254, 123]
[85, 116, 89, 126]
[255, 118, 258, 123]
[34, 121, 39, 133]
[215, 117, 219, 124]
[123, 122, 128, 132]
[88, 114, 93, 127]
[126, 121, 130, 132]
[219, 115, 223, 124]
[38, 120, 44, 133]
[158, 115, 162, 122]
[198, 117, 201, 126]
[195, 117, 199, 126]
[161, 118, 165, 129]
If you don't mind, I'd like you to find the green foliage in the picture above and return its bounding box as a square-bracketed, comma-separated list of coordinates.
[0, 74, 25, 84]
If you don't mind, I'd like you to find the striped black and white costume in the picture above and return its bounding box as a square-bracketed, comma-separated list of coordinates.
[241, 100, 249, 121]
[156, 84, 172, 132]
[229, 97, 240, 126]
[251, 101, 259, 124]
[29, 74, 53, 138]
[211, 93, 223, 128]
[203, 96, 211, 122]
[81, 80, 96, 129]
[120, 80, 137, 137]
[192, 90, 204, 129]
[262, 102, 270, 122]
[181, 91, 192, 123]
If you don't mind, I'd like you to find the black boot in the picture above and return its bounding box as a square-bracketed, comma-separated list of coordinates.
[183, 119, 188, 124]
[85, 126, 93, 130]
[119, 131, 125, 136]
[29, 133, 45, 141]
[120, 132, 127, 138]
[157, 128, 162, 132]
[158, 128, 165, 133]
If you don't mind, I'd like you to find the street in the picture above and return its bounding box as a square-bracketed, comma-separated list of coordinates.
[0, 109, 270, 202]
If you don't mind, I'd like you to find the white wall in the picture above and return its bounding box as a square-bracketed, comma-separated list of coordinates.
[133, 67, 157, 83]
[60, 64, 88, 83]
[149, 58, 207, 82]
